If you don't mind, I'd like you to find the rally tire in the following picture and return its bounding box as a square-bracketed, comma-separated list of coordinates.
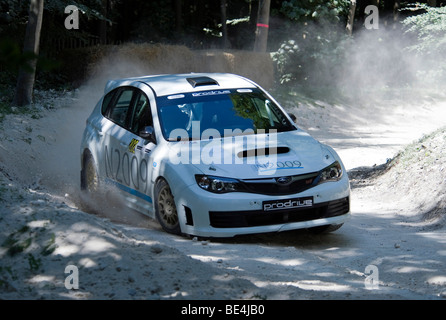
[82, 153, 100, 193]
[154, 179, 181, 235]
[79, 152, 102, 213]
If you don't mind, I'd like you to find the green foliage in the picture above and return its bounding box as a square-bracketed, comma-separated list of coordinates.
[44, 0, 110, 22]
[1, 224, 57, 273]
[272, 28, 350, 85]
[280, 0, 350, 23]
[40, 233, 57, 256]
[0, 0, 112, 89]
[272, 0, 350, 86]
[2, 225, 32, 256]
[27, 253, 42, 271]
[401, 4, 446, 84]
[0, 38, 38, 73]
[127, 0, 176, 42]
[402, 4, 446, 55]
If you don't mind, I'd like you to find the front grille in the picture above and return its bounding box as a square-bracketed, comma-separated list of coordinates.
[240, 172, 319, 195]
[209, 197, 349, 228]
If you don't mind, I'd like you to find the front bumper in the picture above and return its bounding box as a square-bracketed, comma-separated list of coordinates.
[209, 197, 349, 228]
[173, 174, 351, 237]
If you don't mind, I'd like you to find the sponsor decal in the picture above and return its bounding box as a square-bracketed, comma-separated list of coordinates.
[263, 196, 313, 211]
[253, 160, 303, 173]
[128, 138, 139, 153]
[192, 90, 230, 97]
[105, 145, 150, 194]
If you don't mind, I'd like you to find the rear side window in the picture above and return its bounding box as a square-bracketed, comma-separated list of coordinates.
[129, 93, 153, 135]
[106, 88, 136, 128]
[101, 91, 114, 115]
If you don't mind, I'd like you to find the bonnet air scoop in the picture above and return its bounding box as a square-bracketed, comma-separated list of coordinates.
[187, 76, 219, 88]
[237, 147, 290, 158]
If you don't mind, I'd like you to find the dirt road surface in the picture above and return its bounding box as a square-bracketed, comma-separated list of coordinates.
[1, 88, 445, 300]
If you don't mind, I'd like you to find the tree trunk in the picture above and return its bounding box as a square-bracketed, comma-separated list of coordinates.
[393, 0, 400, 24]
[253, 0, 270, 52]
[12, 0, 44, 107]
[346, 0, 356, 36]
[220, 0, 228, 48]
[99, 0, 108, 45]
[427, 0, 437, 6]
[175, 0, 182, 34]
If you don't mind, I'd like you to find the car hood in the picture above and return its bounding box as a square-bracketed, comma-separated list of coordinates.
[167, 129, 336, 179]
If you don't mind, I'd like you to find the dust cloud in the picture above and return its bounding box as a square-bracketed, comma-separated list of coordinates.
[274, 14, 444, 105]
[343, 23, 444, 105]
[337, 29, 433, 102]
[0, 44, 275, 224]
[4, 26, 442, 213]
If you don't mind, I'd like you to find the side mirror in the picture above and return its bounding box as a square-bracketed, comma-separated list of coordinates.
[288, 113, 297, 123]
[139, 126, 156, 144]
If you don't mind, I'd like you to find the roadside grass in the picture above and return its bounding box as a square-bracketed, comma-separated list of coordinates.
[388, 126, 446, 171]
[350, 125, 446, 226]
[0, 97, 43, 124]
[0, 84, 70, 124]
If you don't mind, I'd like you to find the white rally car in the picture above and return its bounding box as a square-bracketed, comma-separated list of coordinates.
[80, 73, 350, 237]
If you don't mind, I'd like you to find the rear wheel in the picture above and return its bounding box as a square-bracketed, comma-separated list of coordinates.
[79, 153, 102, 213]
[154, 179, 181, 235]
[82, 154, 99, 193]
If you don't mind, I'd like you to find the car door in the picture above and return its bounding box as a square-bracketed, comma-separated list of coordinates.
[123, 85, 158, 215]
[102, 84, 157, 216]
[102, 86, 138, 200]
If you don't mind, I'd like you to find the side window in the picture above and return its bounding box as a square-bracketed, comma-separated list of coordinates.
[107, 88, 135, 128]
[101, 90, 115, 115]
[129, 92, 153, 135]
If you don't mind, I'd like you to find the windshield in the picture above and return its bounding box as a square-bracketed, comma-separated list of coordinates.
[157, 89, 295, 141]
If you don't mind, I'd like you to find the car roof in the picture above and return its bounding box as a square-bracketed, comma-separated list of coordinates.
[104, 73, 258, 97]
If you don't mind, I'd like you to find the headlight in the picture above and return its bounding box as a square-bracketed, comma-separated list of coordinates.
[316, 161, 343, 184]
[195, 175, 243, 193]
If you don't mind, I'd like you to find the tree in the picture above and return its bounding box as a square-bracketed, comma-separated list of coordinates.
[346, 0, 356, 36]
[175, 0, 182, 34]
[12, 0, 44, 107]
[253, 0, 270, 52]
[272, 0, 350, 85]
[402, 3, 446, 55]
[221, 0, 229, 48]
[393, 0, 401, 24]
[99, 0, 110, 45]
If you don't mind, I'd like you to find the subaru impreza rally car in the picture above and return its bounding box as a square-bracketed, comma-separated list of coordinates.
[80, 73, 350, 237]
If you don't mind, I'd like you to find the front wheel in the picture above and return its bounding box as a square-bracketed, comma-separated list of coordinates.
[154, 179, 181, 235]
